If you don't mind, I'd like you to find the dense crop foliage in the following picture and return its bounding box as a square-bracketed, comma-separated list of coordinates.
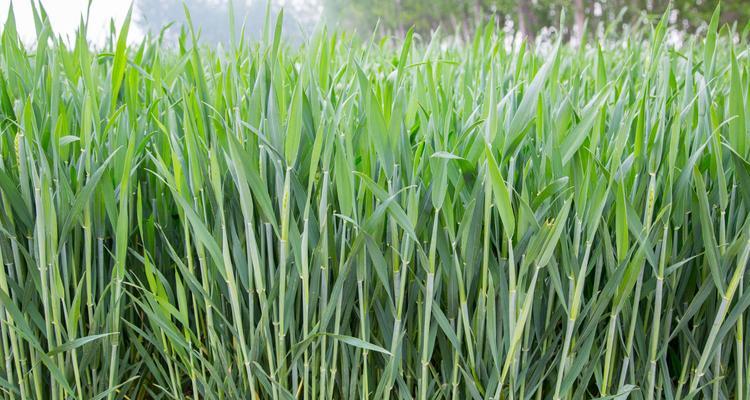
[1, 4, 750, 400]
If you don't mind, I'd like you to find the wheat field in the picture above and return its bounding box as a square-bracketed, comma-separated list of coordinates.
[0, 4, 749, 400]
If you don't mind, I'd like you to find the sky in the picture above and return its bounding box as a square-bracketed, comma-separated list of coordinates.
[0, 0, 144, 45]
[0, 0, 321, 46]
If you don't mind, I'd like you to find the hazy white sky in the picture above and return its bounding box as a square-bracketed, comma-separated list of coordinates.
[0, 0, 143, 45]
[0, 0, 321, 45]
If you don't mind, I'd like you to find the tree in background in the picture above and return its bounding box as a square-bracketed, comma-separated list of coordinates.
[322, 0, 750, 41]
[321, 0, 575, 40]
[323, 0, 466, 37]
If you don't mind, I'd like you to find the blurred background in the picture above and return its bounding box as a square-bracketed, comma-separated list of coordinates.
[1, 0, 748, 46]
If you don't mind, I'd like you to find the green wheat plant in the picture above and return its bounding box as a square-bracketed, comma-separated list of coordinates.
[0, 2, 749, 399]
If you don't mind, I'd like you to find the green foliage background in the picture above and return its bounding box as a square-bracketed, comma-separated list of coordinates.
[323, 0, 750, 37]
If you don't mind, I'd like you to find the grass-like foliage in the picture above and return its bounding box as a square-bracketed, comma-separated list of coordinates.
[1, 3, 749, 399]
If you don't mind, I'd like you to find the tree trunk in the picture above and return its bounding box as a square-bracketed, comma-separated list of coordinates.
[574, 0, 586, 44]
[517, 0, 536, 42]
[395, 0, 405, 37]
